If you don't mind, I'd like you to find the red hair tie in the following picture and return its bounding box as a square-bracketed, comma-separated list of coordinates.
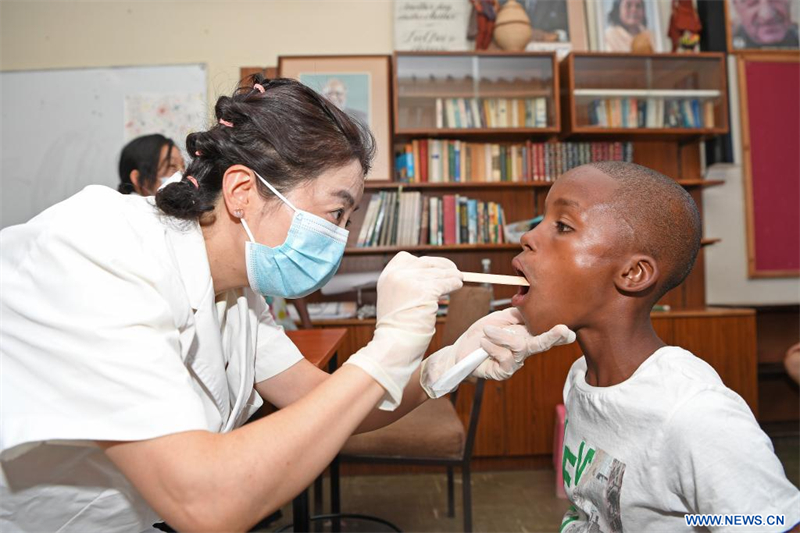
[186, 176, 199, 189]
[219, 119, 233, 128]
[253, 83, 265, 93]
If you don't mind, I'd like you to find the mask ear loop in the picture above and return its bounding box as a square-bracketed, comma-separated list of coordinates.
[254, 171, 298, 213]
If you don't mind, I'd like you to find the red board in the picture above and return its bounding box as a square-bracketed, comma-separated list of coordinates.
[743, 59, 800, 276]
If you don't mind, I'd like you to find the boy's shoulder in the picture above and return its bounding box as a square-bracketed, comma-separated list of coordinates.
[564, 346, 750, 418]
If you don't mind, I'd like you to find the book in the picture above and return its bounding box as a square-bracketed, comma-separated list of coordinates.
[470, 98, 482, 128]
[498, 99, 508, 127]
[467, 199, 478, 244]
[430, 140, 442, 183]
[371, 191, 388, 247]
[443, 195, 457, 245]
[419, 139, 428, 183]
[445, 99, 457, 129]
[510, 98, 519, 127]
[458, 98, 469, 128]
[435, 98, 443, 129]
[458, 196, 468, 244]
[357, 194, 381, 247]
[704, 100, 715, 128]
[411, 140, 420, 182]
[535, 97, 547, 127]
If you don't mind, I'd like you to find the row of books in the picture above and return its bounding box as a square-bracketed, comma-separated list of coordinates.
[434, 97, 549, 129]
[395, 140, 634, 183]
[356, 191, 506, 248]
[587, 98, 716, 129]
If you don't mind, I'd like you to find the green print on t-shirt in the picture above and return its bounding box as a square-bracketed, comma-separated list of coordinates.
[562, 421, 596, 489]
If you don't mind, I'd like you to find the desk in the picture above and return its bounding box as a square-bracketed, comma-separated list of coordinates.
[286, 328, 347, 533]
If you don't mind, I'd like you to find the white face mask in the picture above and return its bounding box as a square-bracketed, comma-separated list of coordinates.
[157, 171, 184, 191]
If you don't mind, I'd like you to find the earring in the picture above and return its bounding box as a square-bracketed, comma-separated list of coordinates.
[234, 209, 244, 219]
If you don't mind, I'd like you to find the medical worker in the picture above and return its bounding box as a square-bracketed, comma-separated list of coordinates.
[0, 77, 569, 532]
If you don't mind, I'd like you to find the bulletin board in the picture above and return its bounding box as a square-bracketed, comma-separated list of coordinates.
[0, 64, 207, 229]
[737, 54, 800, 278]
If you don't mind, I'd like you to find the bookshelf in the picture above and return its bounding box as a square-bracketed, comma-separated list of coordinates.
[302, 52, 754, 465]
[394, 51, 559, 138]
[561, 52, 729, 140]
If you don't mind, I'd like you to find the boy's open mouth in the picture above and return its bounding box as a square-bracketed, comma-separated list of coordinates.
[512, 260, 530, 305]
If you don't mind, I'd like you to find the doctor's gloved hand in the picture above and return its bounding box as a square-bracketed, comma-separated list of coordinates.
[344, 252, 463, 410]
[420, 308, 576, 398]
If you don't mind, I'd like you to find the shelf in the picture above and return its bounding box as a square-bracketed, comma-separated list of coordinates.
[398, 89, 553, 99]
[364, 179, 723, 190]
[345, 243, 519, 255]
[573, 89, 721, 99]
[395, 127, 558, 137]
[364, 181, 553, 190]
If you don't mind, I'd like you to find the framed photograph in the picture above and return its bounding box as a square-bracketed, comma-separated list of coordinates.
[279, 55, 392, 181]
[726, 0, 800, 52]
[596, 0, 663, 52]
[509, 0, 588, 52]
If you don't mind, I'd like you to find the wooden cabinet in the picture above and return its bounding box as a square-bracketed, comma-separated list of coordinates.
[315, 308, 756, 459]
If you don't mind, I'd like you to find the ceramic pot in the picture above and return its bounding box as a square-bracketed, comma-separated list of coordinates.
[493, 0, 533, 51]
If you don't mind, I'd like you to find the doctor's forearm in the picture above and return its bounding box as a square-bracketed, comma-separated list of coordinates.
[104, 365, 385, 532]
[354, 366, 429, 433]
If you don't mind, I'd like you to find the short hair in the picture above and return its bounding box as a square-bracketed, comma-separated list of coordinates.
[588, 161, 701, 300]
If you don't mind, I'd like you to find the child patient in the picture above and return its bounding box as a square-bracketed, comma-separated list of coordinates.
[510, 162, 799, 532]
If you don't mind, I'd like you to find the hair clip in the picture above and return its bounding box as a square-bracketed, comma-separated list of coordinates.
[195, 150, 202, 157]
[186, 176, 199, 189]
[219, 118, 234, 128]
[253, 83, 265, 93]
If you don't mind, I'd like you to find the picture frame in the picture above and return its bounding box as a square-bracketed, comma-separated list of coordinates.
[725, 0, 800, 53]
[278, 55, 393, 181]
[520, 0, 589, 55]
[595, 0, 664, 52]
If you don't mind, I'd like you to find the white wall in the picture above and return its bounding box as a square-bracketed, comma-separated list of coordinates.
[2, 0, 797, 305]
[0, 0, 394, 99]
[702, 55, 800, 306]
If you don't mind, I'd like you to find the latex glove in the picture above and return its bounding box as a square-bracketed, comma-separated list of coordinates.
[420, 308, 575, 398]
[344, 252, 463, 410]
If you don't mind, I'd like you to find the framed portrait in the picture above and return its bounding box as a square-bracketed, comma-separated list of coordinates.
[278, 55, 392, 181]
[595, 0, 663, 52]
[508, 0, 588, 53]
[726, 0, 800, 52]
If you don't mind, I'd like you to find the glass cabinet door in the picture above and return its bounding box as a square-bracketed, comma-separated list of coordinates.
[396, 53, 556, 133]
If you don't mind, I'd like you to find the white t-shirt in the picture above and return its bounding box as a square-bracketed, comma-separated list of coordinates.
[0, 186, 304, 532]
[560, 346, 800, 533]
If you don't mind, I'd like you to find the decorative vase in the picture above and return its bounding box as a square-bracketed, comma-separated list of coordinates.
[493, 0, 533, 51]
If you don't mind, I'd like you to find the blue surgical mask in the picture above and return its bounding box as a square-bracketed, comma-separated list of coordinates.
[240, 172, 348, 299]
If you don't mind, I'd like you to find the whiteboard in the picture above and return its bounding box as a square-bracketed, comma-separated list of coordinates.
[0, 64, 207, 229]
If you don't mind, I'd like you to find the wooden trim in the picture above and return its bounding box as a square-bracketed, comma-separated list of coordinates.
[345, 243, 520, 255]
[748, 269, 800, 279]
[394, 127, 559, 136]
[737, 53, 800, 278]
[362, 179, 723, 190]
[568, 51, 727, 59]
[393, 51, 557, 58]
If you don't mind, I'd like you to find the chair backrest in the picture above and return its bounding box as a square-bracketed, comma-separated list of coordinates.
[442, 286, 493, 346]
[440, 286, 491, 461]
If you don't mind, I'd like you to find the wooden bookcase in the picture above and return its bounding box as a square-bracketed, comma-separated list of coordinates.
[255, 52, 756, 463]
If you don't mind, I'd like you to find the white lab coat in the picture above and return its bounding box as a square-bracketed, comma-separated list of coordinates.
[0, 186, 303, 532]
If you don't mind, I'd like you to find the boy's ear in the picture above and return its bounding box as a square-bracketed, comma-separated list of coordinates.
[615, 254, 659, 294]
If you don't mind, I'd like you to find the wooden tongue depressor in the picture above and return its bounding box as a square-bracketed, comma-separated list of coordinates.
[462, 272, 529, 287]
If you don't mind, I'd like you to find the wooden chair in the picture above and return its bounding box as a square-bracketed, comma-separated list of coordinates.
[332, 286, 493, 532]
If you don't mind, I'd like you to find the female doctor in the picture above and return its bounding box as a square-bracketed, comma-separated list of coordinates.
[0, 77, 572, 533]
